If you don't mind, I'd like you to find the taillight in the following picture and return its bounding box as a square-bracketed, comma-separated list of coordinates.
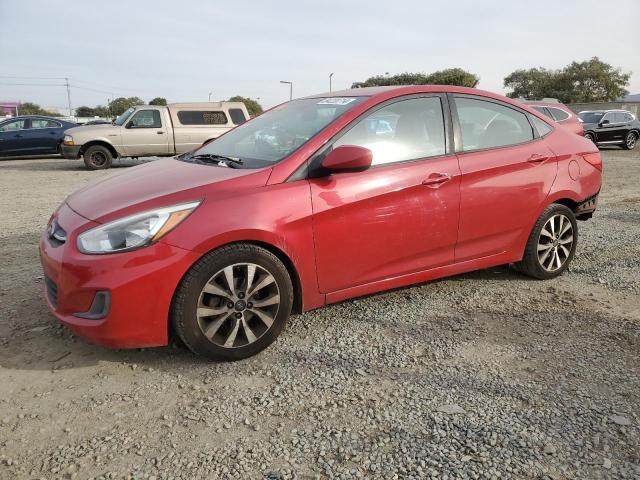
[581, 152, 602, 171]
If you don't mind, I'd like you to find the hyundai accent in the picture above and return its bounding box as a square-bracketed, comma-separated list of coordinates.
[40, 86, 602, 360]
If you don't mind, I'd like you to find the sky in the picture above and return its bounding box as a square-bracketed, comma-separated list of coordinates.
[1, 0, 638, 114]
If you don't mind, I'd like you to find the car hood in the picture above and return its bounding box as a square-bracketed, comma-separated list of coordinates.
[66, 124, 119, 136]
[66, 158, 272, 222]
[580, 121, 597, 128]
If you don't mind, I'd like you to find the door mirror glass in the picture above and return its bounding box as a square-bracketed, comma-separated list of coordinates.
[125, 120, 135, 129]
[322, 145, 372, 172]
[600, 119, 610, 126]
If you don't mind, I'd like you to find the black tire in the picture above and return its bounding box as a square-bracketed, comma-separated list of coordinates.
[83, 145, 113, 170]
[171, 244, 293, 361]
[622, 131, 637, 150]
[514, 204, 578, 280]
[584, 132, 596, 145]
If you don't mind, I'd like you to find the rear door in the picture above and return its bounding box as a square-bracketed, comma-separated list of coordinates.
[451, 95, 558, 262]
[121, 109, 170, 156]
[0, 118, 29, 155]
[309, 94, 461, 293]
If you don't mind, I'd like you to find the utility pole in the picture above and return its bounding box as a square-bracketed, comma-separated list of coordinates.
[329, 73, 334, 92]
[65, 77, 72, 116]
[280, 80, 293, 100]
[208, 92, 212, 102]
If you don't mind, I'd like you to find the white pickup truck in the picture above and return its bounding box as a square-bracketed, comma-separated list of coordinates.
[61, 102, 250, 169]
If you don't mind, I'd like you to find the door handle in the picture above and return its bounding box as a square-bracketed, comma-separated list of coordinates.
[156, 131, 164, 134]
[421, 173, 452, 187]
[527, 154, 548, 164]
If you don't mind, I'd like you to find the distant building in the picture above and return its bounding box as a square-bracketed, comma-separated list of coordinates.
[0, 102, 19, 116]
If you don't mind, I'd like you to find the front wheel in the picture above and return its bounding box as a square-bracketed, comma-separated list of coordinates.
[514, 204, 578, 280]
[83, 145, 113, 170]
[584, 132, 596, 144]
[623, 131, 637, 150]
[171, 244, 293, 360]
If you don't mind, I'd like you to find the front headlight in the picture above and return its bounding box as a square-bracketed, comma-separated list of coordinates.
[63, 135, 74, 145]
[77, 201, 200, 254]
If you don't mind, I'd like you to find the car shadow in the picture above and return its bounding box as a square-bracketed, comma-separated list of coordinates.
[0, 263, 535, 373]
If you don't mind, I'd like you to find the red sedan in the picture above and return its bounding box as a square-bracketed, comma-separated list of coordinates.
[40, 86, 602, 360]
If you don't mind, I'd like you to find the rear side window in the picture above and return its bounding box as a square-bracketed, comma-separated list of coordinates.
[455, 97, 534, 151]
[31, 119, 61, 129]
[624, 113, 634, 122]
[178, 111, 228, 125]
[333, 96, 446, 166]
[548, 107, 570, 122]
[130, 110, 162, 128]
[532, 106, 554, 120]
[228, 108, 247, 125]
[530, 115, 553, 137]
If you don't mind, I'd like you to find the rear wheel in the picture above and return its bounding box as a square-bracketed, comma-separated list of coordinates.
[514, 204, 578, 280]
[171, 244, 293, 361]
[83, 145, 113, 170]
[623, 131, 637, 150]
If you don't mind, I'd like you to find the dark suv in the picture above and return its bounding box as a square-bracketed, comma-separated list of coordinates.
[578, 110, 639, 150]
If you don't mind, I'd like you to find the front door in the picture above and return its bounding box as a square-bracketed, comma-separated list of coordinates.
[309, 95, 461, 293]
[451, 95, 558, 262]
[122, 109, 170, 156]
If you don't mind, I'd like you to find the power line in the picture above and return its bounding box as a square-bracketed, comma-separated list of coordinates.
[0, 82, 66, 86]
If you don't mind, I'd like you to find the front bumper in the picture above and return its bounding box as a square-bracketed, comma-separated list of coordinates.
[60, 145, 82, 159]
[39, 202, 200, 348]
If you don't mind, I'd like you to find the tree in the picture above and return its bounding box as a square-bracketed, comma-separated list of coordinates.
[149, 97, 167, 106]
[504, 57, 630, 103]
[228, 96, 263, 116]
[75, 105, 111, 117]
[108, 97, 145, 116]
[18, 102, 59, 116]
[351, 68, 479, 88]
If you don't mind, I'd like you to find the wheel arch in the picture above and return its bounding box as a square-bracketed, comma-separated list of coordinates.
[80, 140, 119, 159]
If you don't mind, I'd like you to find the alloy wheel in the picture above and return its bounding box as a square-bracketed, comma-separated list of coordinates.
[627, 133, 637, 149]
[196, 263, 280, 348]
[537, 214, 574, 272]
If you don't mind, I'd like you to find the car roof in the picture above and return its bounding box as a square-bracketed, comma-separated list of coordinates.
[579, 109, 632, 113]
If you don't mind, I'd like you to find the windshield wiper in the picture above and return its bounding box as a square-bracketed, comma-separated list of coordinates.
[187, 153, 244, 168]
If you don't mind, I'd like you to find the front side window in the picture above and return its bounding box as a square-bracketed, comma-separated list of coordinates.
[333, 97, 446, 166]
[548, 107, 570, 122]
[600, 113, 614, 124]
[455, 97, 534, 151]
[578, 111, 605, 124]
[0, 119, 26, 132]
[129, 110, 162, 128]
[31, 119, 61, 129]
[114, 107, 135, 126]
[187, 97, 367, 168]
[178, 111, 228, 125]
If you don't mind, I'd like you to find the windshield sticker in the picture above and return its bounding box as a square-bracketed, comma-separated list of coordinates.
[317, 98, 357, 106]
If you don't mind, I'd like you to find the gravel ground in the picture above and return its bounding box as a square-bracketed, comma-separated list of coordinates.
[0, 150, 638, 480]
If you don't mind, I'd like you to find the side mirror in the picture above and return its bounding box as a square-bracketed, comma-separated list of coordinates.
[321, 145, 372, 173]
[599, 119, 610, 126]
[125, 121, 135, 129]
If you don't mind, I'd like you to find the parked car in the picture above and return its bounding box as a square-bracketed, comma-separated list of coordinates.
[40, 86, 602, 360]
[578, 110, 639, 150]
[518, 99, 583, 136]
[60, 102, 251, 170]
[0, 116, 77, 157]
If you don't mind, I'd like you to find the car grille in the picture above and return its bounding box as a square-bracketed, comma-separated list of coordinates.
[44, 276, 58, 308]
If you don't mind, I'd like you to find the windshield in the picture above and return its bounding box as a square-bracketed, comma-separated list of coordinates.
[186, 97, 367, 168]
[114, 107, 135, 126]
[578, 111, 605, 124]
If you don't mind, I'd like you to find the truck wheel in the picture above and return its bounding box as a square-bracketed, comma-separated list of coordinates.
[83, 145, 113, 170]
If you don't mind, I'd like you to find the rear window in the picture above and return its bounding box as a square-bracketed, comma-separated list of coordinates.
[178, 111, 228, 125]
[548, 107, 570, 122]
[229, 108, 247, 125]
